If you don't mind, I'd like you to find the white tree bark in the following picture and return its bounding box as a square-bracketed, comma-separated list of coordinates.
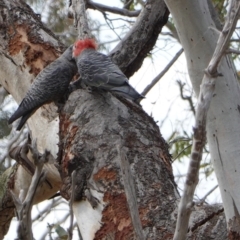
[0, 0, 62, 207]
[164, 0, 240, 231]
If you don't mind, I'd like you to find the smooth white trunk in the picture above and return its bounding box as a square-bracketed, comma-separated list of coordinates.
[165, 0, 240, 222]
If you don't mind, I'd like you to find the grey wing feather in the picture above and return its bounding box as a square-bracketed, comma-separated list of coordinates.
[9, 46, 77, 130]
[76, 49, 143, 101]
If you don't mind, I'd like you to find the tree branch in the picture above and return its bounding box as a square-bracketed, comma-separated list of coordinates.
[72, 0, 92, 39]
[176, 80, 196, 115]
[173, 1, 240, 239]
[141, 48, 183, 96]
[86, 0, 140, 17]
[10, 139, 49, 240]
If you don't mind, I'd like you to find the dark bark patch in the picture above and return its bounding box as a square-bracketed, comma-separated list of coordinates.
[8, 25, 59, 76]
[93, 167, 117, 182]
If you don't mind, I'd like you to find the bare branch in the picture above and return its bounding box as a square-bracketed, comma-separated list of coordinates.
[176, 80, 196, 115]
[32, 197, 62, 222]
[141, 48, 183, 96]
[86, 0, 140, 17]
[207, 0, 240, 76]
[200, 185, 218, 204]
[124, 0, 134, 9]
[174, 1, 240, 239]
[173, 144, 192, 162]
[230, 38, 240, 42]
[226, 48, 240, 54]
[11, 139, 48, 240]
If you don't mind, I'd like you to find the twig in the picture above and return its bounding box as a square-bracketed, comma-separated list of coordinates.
[102, 13, 122, 40]
[173, 144, 192, 162]
[86, 0, 140, 17]
[32, 197, 62, 222]
[10, 139, 48, 240]
[176, 80, 196, 115]
[124, 0, 134, 9]
[173, 1, 240, 239]
[199, 185, 218, 204]
[141, 48, 183, 96]
[226, 48, 240, 55]
[230, 38, 240, 42]
[9, 136, 53, 188]
[40, 214, 70, 240]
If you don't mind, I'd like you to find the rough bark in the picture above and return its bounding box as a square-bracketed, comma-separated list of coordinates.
[58, 90, 177, 239]
[164, 0, 240, 235]
[58, 90, 229, 240]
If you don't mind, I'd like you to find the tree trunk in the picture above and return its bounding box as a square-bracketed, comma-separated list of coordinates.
[58, 90, 177, 239]
[164, 0, 240, 237]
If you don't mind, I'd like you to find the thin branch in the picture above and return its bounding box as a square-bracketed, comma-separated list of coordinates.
[102, 13, 122, 40]
[86, 0, 140, 17]
[32, 197, 63, 222]
[226, 48, 240, 54]
[173, 1, 240, 239]
[173, 144, 192, 162]
[10, 139, 48, 240]
[176, 80, 196, 115]
[124, 0, 134, 9]
[40, 214, 70, 240]
[141, 48, 183, 96]
[230, 38, 240, 42]
[207, 0, 240, 75]
[199, 185, 218, 204]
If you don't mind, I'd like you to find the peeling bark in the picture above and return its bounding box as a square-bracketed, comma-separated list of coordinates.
[58, 90, 177, 239]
